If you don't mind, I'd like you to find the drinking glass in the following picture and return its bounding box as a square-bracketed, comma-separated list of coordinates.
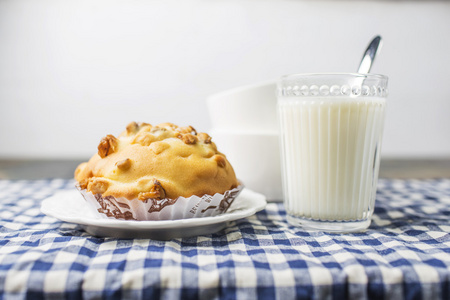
[277, 73, 388, 232]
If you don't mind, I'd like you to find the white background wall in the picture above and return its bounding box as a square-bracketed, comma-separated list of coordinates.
[0, 0, 449, 159]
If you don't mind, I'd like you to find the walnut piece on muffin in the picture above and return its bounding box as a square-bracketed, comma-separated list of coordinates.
[74, 122, 239, 201]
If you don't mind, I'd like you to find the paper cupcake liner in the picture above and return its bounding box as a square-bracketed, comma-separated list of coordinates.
[76, 185, 243, 221]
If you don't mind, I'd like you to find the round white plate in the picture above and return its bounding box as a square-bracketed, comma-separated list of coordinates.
[40, 189, 267, 240]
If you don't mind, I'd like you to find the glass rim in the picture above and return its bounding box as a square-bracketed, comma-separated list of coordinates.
[280, 72, 388, 81]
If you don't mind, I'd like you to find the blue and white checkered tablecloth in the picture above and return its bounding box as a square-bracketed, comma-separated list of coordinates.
[1, 179, 450, 300]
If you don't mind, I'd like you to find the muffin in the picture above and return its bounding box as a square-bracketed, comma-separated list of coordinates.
[75, 122, 242, 220]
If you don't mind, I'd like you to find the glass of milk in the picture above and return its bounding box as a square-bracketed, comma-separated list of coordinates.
[277, 73, 388, 232]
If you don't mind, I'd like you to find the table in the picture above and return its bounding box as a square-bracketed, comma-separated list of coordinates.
[1, 179, 450, 299]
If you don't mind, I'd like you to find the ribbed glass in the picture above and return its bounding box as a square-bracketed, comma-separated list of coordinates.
[277, 73, 388, 232]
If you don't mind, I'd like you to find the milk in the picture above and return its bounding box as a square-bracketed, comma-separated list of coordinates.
[278, 97, 386, 222]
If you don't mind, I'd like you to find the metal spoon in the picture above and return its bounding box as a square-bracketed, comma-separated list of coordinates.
[357, 36, 382, 74]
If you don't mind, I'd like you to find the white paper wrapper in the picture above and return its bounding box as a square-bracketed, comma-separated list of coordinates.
[76, 185, 244, 221]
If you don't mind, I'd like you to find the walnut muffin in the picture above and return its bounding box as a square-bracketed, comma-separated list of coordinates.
[75, 122, 239, 205]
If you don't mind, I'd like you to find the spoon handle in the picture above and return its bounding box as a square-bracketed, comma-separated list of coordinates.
[358, 36, 382, 74]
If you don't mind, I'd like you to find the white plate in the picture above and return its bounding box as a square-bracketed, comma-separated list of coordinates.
[40, 189, 267, 240]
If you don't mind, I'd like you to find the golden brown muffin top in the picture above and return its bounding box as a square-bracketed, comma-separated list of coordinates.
[75, 122, 238, 200]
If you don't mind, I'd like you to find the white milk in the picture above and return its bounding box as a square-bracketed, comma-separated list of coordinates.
[278, 97, 386, 221]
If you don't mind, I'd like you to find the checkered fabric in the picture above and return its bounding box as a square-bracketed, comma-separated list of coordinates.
[1, 179, 450, 300]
